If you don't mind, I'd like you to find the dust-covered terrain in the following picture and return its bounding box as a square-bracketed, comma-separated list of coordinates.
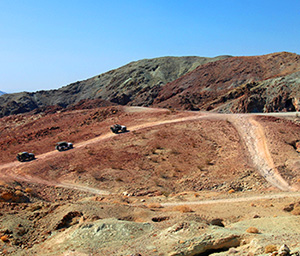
[1, 106, 300, 255]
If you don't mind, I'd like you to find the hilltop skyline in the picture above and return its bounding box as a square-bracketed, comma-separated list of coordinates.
[1, 0, 299, 93]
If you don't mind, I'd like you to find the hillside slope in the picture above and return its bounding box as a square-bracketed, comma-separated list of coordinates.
[1, 106, 300, 193]
[1, 107, 300, 255]
[0, 56, 229, 117]
[153, 52, 300, 112]
[1, 52, 300, 117]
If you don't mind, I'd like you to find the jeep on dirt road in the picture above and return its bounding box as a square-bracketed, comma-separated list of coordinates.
[16, 152, 35, 162]
[110, 124, 127, 134]
[110, 124, 127, 133]
[55, 141, 73, 151]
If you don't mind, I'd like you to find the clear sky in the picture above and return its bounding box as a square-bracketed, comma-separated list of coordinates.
[1, 0, 299, 93]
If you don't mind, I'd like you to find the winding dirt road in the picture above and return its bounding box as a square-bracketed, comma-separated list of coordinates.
[228, 115, 295, 191]
[0, 110, 297, 196]
[159, 191, 300, 207]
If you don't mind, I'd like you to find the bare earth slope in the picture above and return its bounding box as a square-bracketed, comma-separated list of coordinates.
[1, 107, 300, 255]
[0, 56, 229, 117]
[153, 52, 300, 112]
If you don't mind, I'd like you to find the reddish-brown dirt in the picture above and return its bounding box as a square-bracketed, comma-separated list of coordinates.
[1, 106, 300, 255]
[153, 52, 300, 110]
[1, 106, 300, 195]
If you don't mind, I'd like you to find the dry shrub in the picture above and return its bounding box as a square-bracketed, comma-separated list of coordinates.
[15, 190, 23, 197]
[173, 205, 193, 213]
[135, 217, 146, 223]
[27, 204, 42, 212]
[265, 244, 277, 253]
[0, 235, 9, 242]
[14, 185, 22, 191]
[291, 206, 300, 215]
[246, 227, 259, 233]
[146, 203, 162, 209]
[24, 188, 33, 194]
[0, 180, 7, 187]
[112, 200, 127, 205]
[1, 192, 14, 201]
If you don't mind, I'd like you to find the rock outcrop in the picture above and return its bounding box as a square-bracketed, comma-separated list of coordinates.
[153, 52, 300, 113]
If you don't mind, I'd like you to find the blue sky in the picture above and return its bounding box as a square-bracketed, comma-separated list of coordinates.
[1, 0, 299, 93]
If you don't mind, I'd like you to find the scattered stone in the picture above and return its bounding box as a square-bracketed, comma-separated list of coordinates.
[210, 218, 225, 227]
[291, 206, 300, 215]
[283, 204, 294, 212]
[265, 244, 278, 253]
[295, 141, 300, 153]
[54, 211, 83, 230]
[228, 248, 239, 254]
[228, 189, 235, 194]
[246, 227, 259, 234]
[151, 216, 170, 222]
[122, 191, 131, 196]
[278, 244, 290, 256]
[0, 235, 9, 242]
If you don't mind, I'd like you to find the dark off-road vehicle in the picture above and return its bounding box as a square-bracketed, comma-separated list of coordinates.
[110, 124, 127, 134]
[17, 152, 35, 162]
[55, 141, 73, 151]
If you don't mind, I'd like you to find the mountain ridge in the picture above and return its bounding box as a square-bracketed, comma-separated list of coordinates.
[1, 52, 300, 116]
[0, 55, 230, 117]
[153, 52, 300, 112]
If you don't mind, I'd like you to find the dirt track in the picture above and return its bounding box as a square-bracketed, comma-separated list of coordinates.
[0, 110, 297, 196]
[229, 115, 294, 191]
[160, 191, 300, 206]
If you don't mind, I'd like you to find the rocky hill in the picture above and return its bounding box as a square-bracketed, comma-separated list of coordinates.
[2, 52, 300, 255]
[2, 52, 300, 117]
[0, 56, 229, 117]
[153, 52, 300, 112]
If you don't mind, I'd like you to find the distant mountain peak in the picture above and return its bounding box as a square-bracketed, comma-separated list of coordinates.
[0, 91, 6, 96]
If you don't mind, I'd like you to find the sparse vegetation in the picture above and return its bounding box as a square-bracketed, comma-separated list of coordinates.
[15, 190, 24, 197]
[291, 206, 300, 215]
[146, 203, 163, 209]
[0, 235, 9, 242]
[24, 187, 33, 194]
[246, 227, 259, 233]
[172, 205, 193, 213]
[265, 244, 277, 253]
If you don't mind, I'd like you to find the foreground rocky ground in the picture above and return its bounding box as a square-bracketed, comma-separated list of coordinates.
[1, 181, 300, 255]
[1, 106, 300, 255]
